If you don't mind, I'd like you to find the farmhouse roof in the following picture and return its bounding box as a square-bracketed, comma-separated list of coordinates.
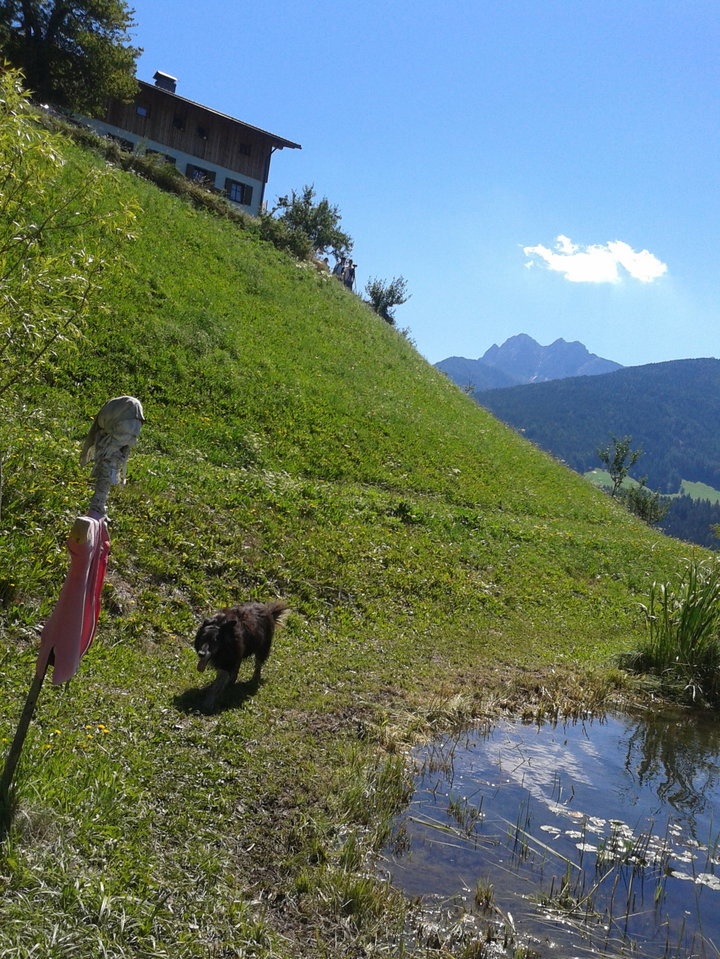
[139, 78, 302, 151]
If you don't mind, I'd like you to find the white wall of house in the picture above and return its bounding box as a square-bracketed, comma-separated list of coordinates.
[84, 118, 264, 216]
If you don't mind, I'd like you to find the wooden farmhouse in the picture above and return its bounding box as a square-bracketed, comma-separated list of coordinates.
[86, 71, 301, 216]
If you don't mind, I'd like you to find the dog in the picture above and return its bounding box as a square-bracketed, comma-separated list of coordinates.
[194, 600, 290, 710]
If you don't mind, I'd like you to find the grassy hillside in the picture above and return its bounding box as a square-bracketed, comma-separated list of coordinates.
[0, 111, 704, 958]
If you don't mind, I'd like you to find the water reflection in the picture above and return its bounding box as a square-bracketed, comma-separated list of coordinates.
[624, 710, 720, 831]
[383, 710, 720, 958]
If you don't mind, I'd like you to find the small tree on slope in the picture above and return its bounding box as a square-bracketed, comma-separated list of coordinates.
[364, 276, 410, 326]
[597, 435, 642, 497]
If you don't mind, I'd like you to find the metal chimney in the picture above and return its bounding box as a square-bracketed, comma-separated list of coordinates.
[153, 71, 178, 93]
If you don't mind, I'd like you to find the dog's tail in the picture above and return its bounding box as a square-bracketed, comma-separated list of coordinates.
[266, 599, 290, 627]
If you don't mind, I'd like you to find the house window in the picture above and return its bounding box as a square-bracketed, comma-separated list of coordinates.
[225, 179, 253, 206]
[172, 114, 185, 130]
[186, 163, 215, 186]
[196, 125, 209, 140]
[136, 104, 149, 117]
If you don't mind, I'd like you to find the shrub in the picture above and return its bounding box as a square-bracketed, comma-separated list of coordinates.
[258, 211, 314, 259]
[364, 276, 410, 325]
[622, 559, 720, 705]
[269, 185, 352, 256]
[620, 484, 669, 526]
[597, 435, 642, 497]
[0, 70, 137, 398]
[51, 117, 318, 259]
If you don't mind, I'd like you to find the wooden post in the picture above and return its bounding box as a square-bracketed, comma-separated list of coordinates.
[0, 658, 50, 815]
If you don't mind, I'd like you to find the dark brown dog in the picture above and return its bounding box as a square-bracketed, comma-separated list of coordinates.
[194, 600, 289, 710]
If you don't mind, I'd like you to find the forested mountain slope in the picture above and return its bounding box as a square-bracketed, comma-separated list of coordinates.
[478, 358, 720, 493]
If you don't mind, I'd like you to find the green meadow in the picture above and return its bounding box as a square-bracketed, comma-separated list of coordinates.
[0, 102, 707, 957]
[678, 479, 720, 503]
[587, 470, 720, 504]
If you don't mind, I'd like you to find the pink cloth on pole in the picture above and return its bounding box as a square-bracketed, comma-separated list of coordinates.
[35, 516, 111, 685]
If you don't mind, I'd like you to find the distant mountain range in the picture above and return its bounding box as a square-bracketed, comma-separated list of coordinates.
[436, 334, 623, 391]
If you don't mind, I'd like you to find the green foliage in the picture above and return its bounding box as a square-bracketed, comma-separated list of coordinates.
[54, 119, 342, 264]
[364, 275, 410, 325]
[588, 473, 720, 546]
[623, 560, 720, 705]
[257, 209, 313, 258]
[0, 70, 137, 399]
[268, 184, 352, 256]
[594, 436, 668, 527]
[53, 116, 265, 231]
[597, 435, 642, 497]
[620, 484, 669, 526]
[0, 0, 140, 113]
[593, 438, 668, 527]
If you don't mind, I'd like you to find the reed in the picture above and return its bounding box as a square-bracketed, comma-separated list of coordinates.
[624, 559, 720, 705]
[473, 877, 495, 910]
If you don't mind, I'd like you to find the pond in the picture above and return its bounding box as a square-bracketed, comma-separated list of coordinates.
[381, 709, 720, 958]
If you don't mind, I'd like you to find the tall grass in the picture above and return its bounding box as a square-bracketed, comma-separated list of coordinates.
[625, 559, 720, 704]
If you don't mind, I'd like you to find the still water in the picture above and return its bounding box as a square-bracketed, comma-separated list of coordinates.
[382, 711, 720, 958]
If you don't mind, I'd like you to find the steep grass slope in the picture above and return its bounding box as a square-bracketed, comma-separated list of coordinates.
[0, 128, 701, 957]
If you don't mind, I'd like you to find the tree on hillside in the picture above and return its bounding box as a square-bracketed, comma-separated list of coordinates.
[269, 185, 352, 257]
[597, 434, 668, 527]
[597, 435, 642, 497]
[364, 276, 410, 326]
[0, 0, 141, 114]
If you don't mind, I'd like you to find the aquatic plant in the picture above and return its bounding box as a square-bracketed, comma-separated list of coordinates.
[623, 558, 720, 705]
[474, 878, 495, 910]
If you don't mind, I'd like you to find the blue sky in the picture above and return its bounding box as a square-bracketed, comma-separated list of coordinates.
[126, 0, 718, 368]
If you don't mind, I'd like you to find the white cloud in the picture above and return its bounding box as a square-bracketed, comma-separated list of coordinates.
[523, 236, 667, 284]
